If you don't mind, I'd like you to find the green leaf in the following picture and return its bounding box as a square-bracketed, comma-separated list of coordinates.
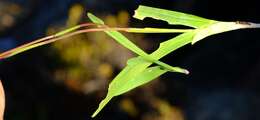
[92, 57, 179, 117]
[87, 13, 105, 24]
[134, 5, 217, 28]
[91, 64, 168, 118]
[150, 31, 196, 59]
[87, 13, 150, 60]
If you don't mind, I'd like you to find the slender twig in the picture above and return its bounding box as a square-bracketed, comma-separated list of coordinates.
[0, 25, 193, 59]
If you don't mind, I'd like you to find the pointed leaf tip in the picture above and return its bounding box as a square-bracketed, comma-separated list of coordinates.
[91, 96, 112, 118]
[87, 13, 105, 24]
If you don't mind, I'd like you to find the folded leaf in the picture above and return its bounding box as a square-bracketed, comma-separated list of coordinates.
[91, 65, 168, 117]
[192, 21, 253, 44]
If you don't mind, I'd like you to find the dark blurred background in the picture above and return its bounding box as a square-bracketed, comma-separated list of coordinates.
[0, 0, 260, 120]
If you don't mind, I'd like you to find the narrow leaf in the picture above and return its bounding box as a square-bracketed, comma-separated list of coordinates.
[92, 58, 171, 117]
[87, 13, 148, 58]
[134, 5, 216, 28]
[87, 13, 105, 24]
[150, 32, 196, 59]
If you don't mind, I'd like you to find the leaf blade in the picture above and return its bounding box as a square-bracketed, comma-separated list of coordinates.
[134, 5, 216, 28]
[113, 66, 168, 96]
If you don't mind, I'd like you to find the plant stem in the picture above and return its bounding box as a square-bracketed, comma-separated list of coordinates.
[0, 26, 192, 59]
